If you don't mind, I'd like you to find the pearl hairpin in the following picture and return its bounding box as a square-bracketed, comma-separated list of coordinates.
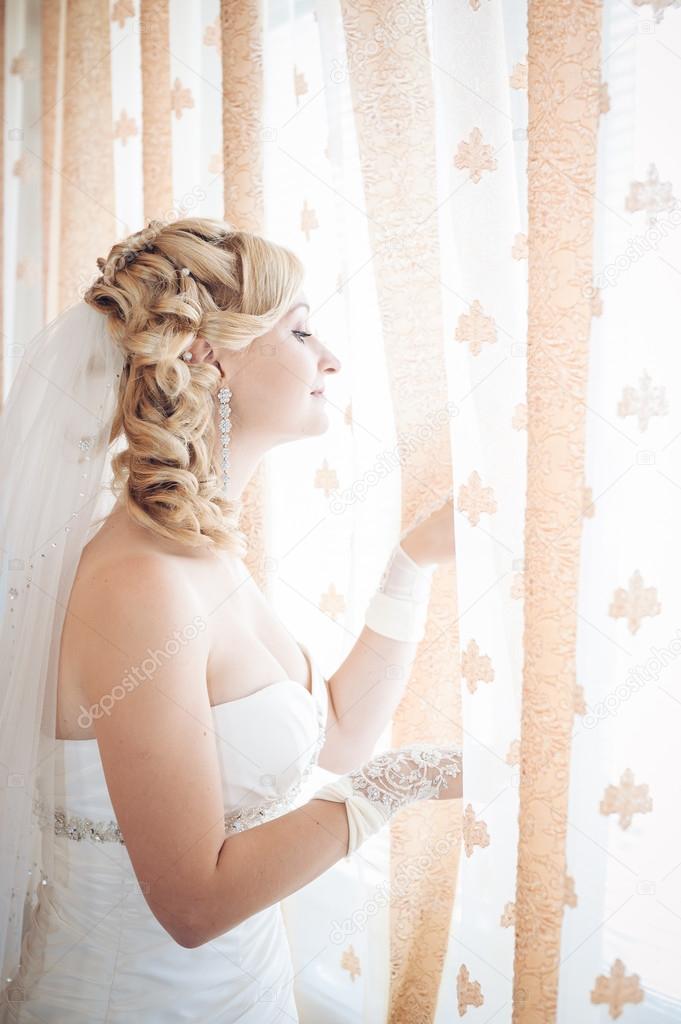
[180, 267, 191, 277]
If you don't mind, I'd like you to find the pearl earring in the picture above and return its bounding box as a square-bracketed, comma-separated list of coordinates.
[218, 386, 232, 493]
[182, 351, 193, 362]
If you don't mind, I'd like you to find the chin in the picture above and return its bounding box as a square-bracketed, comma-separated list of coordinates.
[301, 412, 330, 438]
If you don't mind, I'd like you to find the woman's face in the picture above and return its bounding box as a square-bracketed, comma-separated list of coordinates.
[221, 290, 342, 446]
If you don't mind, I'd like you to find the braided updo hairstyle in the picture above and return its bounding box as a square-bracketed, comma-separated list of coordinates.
[84, 217, 304, 554]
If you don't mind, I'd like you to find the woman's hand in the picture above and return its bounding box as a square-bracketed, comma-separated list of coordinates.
[400, 494, 456, 569]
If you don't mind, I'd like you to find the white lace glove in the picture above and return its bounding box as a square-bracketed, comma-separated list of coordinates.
[312, 743, 462, 858]
[364, 542, 437, 643]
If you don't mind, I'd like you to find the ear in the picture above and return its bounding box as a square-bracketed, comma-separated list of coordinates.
[188, 336, 221, 371]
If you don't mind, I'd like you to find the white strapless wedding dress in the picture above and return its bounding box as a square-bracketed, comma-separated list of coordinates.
[0, 642, 328, 1023]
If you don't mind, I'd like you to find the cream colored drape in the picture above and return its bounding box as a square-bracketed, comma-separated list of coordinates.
[516, 2, 603, 1019]
[337, 2, 460, 1020]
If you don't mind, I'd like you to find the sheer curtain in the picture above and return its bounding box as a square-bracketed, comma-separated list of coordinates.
[262, 1, 398, 1020]
[557, 2, 681, 1020]
[2, 1, 680, 1022]
[428, 1, 528, 1018]
[265, 0, 527, 1018]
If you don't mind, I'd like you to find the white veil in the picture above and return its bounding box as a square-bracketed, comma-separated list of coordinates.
[0, 300, 125, 1009]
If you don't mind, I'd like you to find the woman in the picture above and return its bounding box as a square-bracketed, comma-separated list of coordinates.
[0, 218, 461, 1022]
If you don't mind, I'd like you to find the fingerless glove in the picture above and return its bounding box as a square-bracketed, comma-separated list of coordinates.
[364, 543, 436, 643]
[312, 743, 462, 857]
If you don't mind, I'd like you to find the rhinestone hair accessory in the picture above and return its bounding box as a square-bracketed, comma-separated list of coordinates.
[95, 219, 167, 285]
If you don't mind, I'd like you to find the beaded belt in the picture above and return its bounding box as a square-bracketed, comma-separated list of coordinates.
[35, 723, 327, 845]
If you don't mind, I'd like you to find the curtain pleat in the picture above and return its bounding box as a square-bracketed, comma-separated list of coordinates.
[220, 0, 263, 232]
[0, 0, 5, 404]
[556, 3, 681, 1019]
[427, 2, 529, 1017]
[338, 3, 461, 1020]
[140, 0, 172, 221]
[41, 0, 60, 314]
[219, 0, 269, 593]
[58, 0, 115, 310]
[515, 3, 603, 1020]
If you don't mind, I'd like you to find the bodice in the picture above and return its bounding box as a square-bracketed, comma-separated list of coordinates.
[43, 640, 328, 842]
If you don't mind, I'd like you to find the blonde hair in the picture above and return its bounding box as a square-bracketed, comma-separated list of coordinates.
[84, 217, 304, 555]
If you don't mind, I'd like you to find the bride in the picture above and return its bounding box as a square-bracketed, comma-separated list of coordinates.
[0, 217, 462, 1022]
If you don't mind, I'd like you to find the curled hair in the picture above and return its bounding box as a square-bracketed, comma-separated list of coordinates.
[84, 217, 305, 554]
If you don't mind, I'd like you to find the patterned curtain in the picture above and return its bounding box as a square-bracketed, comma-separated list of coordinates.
[1, 1, 680, 1022]
[552, 2, 681, 1020]
[426, 0, 528, 1018]
[516, 2, 603, 1019]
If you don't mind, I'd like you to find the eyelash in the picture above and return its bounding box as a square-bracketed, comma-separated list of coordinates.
[291, 330, 311, 343]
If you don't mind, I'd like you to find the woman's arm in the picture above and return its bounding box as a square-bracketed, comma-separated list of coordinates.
[319, 512, 454, 773]
[75, 553, 460, 951]
[194, 739, 461, 948]
[318, 624, 422, 773]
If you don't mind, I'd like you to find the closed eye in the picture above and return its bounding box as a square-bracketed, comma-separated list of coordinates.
[292, 330, 311, 343]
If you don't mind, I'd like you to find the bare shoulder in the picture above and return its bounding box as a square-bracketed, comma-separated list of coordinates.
[72, 504, 211, 627]
[70, 543, 210, 682]
[63, 504, 214, 713]
[74, 541, 199, 608]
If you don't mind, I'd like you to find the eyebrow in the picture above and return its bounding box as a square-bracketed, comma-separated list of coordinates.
[289, 302, 310, 315]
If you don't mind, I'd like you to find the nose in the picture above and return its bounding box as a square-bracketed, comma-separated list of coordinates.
[319, 346, 341, 377]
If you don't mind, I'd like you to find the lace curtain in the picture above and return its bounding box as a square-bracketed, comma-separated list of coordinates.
[1, 1, 680, 1022]
[556, 2, 681, 1019]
